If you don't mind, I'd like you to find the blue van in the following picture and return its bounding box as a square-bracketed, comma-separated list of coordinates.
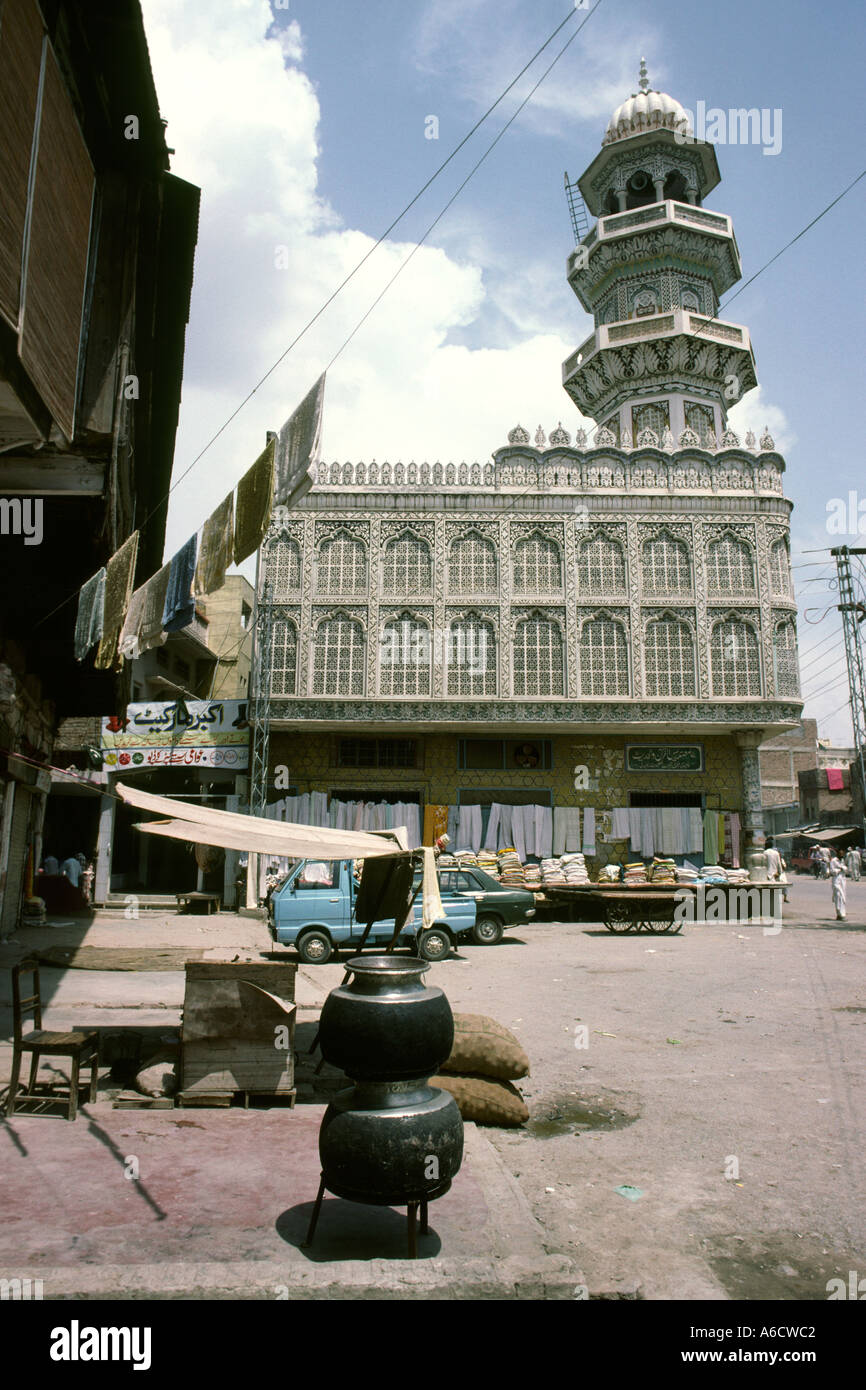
[269, 858, 476, 964]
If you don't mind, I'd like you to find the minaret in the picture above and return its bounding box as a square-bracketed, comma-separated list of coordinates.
[563, 61, 757, 448]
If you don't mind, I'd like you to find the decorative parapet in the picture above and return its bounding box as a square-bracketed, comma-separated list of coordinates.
[311, 437, 785, 496]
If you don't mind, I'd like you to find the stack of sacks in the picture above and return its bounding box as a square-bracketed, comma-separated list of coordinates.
[523, 864, 543, 894]
[437, 852, 457, 869]
[561, 852, 590, 885]
[455, 848, 478, 868]
[498, 848, 526, 887]
[675, 863, 700, 883]
[597, 863, 621, 883]
[726, 867, 749, 884]
[477, 848, 500, 877]
[624, 861, 648, 884]
[541, 857, 567, 888]
[431, 1013, 529, 1128]
[650, 857, 677, 884]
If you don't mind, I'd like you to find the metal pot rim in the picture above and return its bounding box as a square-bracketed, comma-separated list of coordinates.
[344, 954, 430, 976]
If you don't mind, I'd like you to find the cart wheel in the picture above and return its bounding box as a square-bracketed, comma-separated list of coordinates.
[655, 918, 678, 933]
[605, 911, 634, 934]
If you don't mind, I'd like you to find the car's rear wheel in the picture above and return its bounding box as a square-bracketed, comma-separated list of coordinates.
[471, 915, 504, 946]
[416, 927, 452, 962]
[297, 929, 333, 964]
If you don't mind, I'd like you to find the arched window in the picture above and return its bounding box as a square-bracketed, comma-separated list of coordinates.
[644, 618, 696, 696]
[707, 535, 755, 595]
[447, 616, 496, 695]
[316, 532, 367, 593]
[382, 532, 432, 595]
[513, 533, 562, 593]
[513, 614, 564, 696]
[773, 619, 799, 697]
[579, 618, 629, 696]
[270, 537, 301, 596]
[642, 534, 691, 593]
[770, 539, 791, 597]
[680, 286, 701, 313]
[632, 402, 670, 440]
[447, 532, 497, 593]
[684, 402, 715, 439]
[577, 532, 626, 594]
[311, 615, 365, 696]
[379, 615, 431, 697]
[710, 618, 761, 696]
[271, 617, 297, 696]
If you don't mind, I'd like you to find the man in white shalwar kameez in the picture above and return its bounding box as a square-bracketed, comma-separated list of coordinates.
[829, 853, 847, 920]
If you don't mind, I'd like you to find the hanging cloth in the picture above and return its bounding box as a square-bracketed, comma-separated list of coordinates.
[703, 808, 719, 863]
[74, 568, 105, 662]
[120, 563, 171, 659]
[273, 373, 325, 507]
[95, 532, 139, 669]
[729, 812, 741, 868]
[234, 437, 275, 563]
[582, 807, 596, 856]
[162, 534, 198, 633]
[194, 493, 235, 597]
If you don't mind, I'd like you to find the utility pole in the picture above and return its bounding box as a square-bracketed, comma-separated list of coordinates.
[831, 546, 866, 837]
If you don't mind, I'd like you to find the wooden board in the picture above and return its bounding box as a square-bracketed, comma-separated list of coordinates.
[181, 963, 297, 1097]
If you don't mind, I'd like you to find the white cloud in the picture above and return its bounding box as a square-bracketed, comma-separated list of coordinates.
[727, 385, 795, 454]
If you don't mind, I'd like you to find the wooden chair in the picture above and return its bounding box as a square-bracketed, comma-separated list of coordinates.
[6, 960, 99, 1121]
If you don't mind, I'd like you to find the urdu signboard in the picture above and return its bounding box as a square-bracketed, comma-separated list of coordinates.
[100, 700, 250, 772]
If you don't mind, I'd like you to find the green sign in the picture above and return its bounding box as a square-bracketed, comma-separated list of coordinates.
[626, 744, 704, 773]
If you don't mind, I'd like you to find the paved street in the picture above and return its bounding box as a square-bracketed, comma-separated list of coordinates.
[0, 873, 864, 1299]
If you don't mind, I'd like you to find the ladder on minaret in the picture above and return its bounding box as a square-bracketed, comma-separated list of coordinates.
[832, 545, 866, 835]
[564, 170, 590, 245]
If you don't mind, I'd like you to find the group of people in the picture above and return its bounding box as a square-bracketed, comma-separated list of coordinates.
[40, 852, 94, 903]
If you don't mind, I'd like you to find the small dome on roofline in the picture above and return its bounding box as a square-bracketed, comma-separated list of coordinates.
[603, 58, 690, 146]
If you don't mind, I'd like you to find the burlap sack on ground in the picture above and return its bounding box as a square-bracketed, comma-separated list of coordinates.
[431, 1074, 528, 1127]
[441, 1013, 529, 1080]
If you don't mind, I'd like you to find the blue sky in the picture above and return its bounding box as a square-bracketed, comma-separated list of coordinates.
[142, 0, 866, 743]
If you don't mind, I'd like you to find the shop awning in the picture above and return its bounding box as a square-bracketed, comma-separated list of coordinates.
[116, 781, 409, 859]
[798, 826, 859, 843]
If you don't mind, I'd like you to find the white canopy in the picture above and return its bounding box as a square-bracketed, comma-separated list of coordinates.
[116, 781, 409, 860]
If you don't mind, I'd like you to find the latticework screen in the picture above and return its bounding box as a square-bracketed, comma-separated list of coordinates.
[710, 618, 761, 696]
[382, 532, 432, 595]
[270, 538, 301, 595]
[684, 402, 715, 438]
[577, 533, 626, 594]
[270, 617, 297, 696]
[379, 616, 431, 696]
[642, 535, 691, 593]
[513, 615, 564, 696]
[644, 619, 696, 696]
[579, 618, 629, 695]
[707, 536, 755, 595]
[448, 533, 497, 592]
[446, 616, 497, 695]
[311, 614, 365, 695]
[773, 620, 800, 696]
[513, 534, 562, 593]
[769, 540, 791, 597]
[316, 534, 367, 593]
[632, 401, 670, 438]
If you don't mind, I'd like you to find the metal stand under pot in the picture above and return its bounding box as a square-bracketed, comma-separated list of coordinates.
[303, 955, 464, 1258]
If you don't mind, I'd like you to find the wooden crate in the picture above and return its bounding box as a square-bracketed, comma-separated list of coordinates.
[181, 962, 297, 1097]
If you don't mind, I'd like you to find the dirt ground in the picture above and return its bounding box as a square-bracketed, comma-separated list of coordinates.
[1, 873, 864, 1300]
[426, 873, 866, 1299]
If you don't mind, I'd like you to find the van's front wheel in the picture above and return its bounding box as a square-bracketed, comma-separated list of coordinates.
[297, 930, 333, 964]
[416, 927, 452, 962]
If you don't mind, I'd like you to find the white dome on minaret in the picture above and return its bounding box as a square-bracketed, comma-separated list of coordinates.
[602, 58, 690, 145]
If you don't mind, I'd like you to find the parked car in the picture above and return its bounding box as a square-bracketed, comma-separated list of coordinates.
[425, 865, 537, 945]
[269, 857, 475, 964]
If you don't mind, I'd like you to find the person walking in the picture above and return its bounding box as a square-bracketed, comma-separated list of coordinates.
[819, 845, 832, 879]
[809, 845, 822, 879]
[764, 837, 789, 903]
[828, 852, 847, 920]
[845, 845, 861, 881]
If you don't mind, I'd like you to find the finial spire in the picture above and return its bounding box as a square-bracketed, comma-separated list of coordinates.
[638, 56, 649, 93]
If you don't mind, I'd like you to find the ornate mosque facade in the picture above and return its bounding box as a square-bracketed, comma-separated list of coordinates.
[257, 65, 802, 853]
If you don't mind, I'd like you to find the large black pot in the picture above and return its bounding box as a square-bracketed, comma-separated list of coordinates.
[319, 1079, 462, 1204]
[319, 955, 454, 1080]
[317, 955, 463, 1208]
